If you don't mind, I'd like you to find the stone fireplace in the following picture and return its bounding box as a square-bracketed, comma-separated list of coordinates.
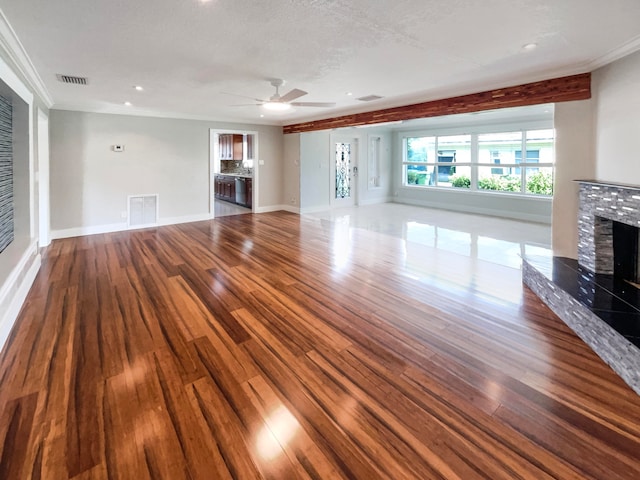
[578, 181, 640, 277]
[522, 180, 640, 395]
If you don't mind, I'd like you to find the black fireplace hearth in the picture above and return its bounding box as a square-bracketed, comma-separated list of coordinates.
[523, 180, 640, 396]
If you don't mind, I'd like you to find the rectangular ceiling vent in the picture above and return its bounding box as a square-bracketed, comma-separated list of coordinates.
[56, 74, 88, 85]
[357, 95, 383, 102]
[128, 194, 158, 228]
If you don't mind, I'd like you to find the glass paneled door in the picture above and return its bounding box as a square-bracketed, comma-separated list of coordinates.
[331, 136, 358, 207]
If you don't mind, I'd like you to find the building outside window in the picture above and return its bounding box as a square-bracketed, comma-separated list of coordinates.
[403, 128, 554, 196]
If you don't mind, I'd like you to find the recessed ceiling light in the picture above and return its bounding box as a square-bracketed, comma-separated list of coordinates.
[523, 43, 538, 51]
[124, 101, 132, 106]
[134, 85, 143, 91]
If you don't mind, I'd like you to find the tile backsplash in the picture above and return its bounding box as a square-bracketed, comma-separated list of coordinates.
[220, 160, 253, 175]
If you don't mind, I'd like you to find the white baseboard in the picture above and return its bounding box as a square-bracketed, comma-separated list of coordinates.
[159, 213, 213, 226]
[299, 205, 331, 214]
[254, 204, 300, 214]
[393, 198, 552, 224]
[277, 205, 300, 214]
[298, 198, 392, 214]
[51, 222, 129, 239]
[357, 196, 394, 206]
[51, 213, 215, 240]
[0, 240, 41, 352]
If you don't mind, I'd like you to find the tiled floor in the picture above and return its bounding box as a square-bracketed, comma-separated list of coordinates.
[214, 199, 252, 217]
[305, 204, 551, 259]
[305, 203, 551, 308]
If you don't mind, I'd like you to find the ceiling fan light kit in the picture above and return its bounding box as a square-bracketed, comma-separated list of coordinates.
[263, 101, 291, 111]
[226, 78, 335, 111]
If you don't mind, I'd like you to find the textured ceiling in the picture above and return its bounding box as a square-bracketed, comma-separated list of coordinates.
[2, 0, 640, 125]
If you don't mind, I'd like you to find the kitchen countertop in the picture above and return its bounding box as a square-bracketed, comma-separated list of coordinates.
[217, 173, 253, 178]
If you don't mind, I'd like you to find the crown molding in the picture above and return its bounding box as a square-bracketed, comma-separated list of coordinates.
[50, 103, 282, 127]
[588, 33, 640, 71]
[0, 9, 53, 107]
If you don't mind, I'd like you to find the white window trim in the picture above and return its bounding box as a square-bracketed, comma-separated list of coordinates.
[400, 120, 554, 196]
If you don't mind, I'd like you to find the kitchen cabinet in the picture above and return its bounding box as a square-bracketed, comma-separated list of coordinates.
[246, 134, 255, 161]
[214, 175, 236, 203]
[246, 178, 252, 209]
[233, 135, 243, 160]
[214, 175, 253, 208]
[219, 135, 229, 160]
[219, 134, 243, 160]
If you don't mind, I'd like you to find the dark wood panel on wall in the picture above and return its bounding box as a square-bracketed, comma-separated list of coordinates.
[283, 73, 591, 134]
[0, 94, 13, 253]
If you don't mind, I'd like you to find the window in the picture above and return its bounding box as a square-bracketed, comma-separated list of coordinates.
[404, 135, 471, 187]
[402, 128, 554, 196]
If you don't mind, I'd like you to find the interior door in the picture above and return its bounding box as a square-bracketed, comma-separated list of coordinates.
[330, 136, 358, 208]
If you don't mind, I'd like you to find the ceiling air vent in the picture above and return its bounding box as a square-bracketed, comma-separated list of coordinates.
[56, 74, 88, 85]
[357, 95, 383, 102]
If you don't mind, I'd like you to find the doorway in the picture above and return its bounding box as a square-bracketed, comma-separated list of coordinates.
[330, 135, 358, 208]
[209, 129, 258, 218]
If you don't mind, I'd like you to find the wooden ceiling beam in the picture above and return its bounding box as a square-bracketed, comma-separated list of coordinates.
[283, 72, 591, 134]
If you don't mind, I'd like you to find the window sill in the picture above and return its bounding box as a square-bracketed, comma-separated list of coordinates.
[400, 184, 553, 201]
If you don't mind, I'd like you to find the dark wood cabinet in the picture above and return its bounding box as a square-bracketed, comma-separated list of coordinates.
[214, 175, 252, 208]
[219, 135, 229, 160]
[219, 134, 244, 160]
[214, 175, 236, 203]
[232, 135, 243, 161]
[246, 178, 252, 209]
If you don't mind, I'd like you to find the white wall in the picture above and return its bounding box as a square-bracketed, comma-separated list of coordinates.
[283, 133, 300, 211]
[49, 110, 283, 236]
[552, 100, 595, 258]
[593, 50, 640, 185]
[358, 129, 393, 206]
[300, 130, 331, 212]
[395, 187, 553, 223]
[549, 50, 640, 259]
[298, 128, 393, 212]
[0, 49, 42, 352]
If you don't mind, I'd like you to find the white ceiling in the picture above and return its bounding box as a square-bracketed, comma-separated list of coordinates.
[2, 0, 640, 126]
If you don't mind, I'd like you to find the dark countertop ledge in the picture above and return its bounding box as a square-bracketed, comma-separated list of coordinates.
[216, 173, 253, 178]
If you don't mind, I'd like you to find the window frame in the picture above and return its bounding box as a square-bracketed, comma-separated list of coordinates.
[400, 122, 554, 196]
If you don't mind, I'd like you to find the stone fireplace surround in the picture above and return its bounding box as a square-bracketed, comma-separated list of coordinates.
[578, 181, 640, 274]
[523, 181, 640, 395]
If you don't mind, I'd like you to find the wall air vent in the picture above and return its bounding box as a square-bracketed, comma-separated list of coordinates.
[56, 74, 88, 85]
[128, 194, 158, 227]
[357, 95, 383, 102]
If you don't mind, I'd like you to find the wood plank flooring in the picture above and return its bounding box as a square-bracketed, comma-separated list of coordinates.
[1, 211, 639, 479]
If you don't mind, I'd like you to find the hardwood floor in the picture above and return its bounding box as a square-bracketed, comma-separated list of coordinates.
[0, 210, 639, 479]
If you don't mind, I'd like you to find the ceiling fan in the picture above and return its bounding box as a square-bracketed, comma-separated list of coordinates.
[226, 79, 335, 111]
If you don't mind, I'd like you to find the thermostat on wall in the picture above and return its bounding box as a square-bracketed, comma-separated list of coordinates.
[112, 145, 124, 152]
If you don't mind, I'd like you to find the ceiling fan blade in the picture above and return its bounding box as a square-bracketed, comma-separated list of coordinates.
[221, 91, 265, 102]
[290, 101, 336, 107]
[279, 88, 307, 103]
